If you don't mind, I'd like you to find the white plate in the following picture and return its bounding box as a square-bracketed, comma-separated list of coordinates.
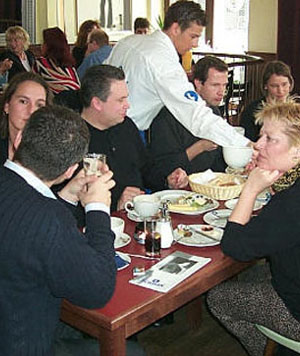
[114, 233, 131, 249]
[225, 198, 263, 211]
[174, 224, 223, 247]
[203, 209, 231, 229]
[115, 252, 131, 271]
[153, 190, 219, 216]
[152, 190, 191, 203]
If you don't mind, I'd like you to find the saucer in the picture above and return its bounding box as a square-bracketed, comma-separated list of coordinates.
[127, 212, 144, 222]
[225, 198, 263, 211]
[114, 233, 131, 249]
[115, 252, 131, 271]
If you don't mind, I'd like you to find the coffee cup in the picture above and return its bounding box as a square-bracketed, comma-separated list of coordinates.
[125, 195, 160, 218]
[222, 146, 253, 169]
[111, 217, 125, 239]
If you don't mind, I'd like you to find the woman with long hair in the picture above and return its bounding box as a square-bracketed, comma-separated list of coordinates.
[0, 72, 52, 164]
[34, 27, 80, 95]
[72, 20, 101, 68]
[240, 60, 294, 142]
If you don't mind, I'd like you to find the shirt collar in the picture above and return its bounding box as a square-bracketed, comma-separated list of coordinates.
[152, 30, 179, 60]
[4, 160, 57, 200]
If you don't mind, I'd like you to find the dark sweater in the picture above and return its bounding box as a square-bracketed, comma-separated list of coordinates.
[222, 178, 300, 321]
[0, 167, 117, 356]
[148, 106, 226, 190]
[239, 98, 264, 142]
[0, 136, 8, 165]
[86, 118, 158, 211]
[0, 50, 35, 81]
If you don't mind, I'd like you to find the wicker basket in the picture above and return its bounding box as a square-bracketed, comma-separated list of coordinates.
[188, 172, 245, 200]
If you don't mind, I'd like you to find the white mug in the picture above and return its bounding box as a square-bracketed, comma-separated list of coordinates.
[111, 217, 125, 239]
[125, 195, 160, 218]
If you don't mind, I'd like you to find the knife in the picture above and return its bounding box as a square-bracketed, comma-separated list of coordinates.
[189, 226, 221, 242]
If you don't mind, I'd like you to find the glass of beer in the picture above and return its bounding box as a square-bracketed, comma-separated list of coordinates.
[83, 153, 106, 177]
[144, 218, 161, 257]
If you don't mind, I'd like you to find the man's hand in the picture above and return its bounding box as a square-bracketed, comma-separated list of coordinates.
[117, 186, 144, 210]
[58, 169, 97, 203]
[167, 168, 188, 189]
[79, 170, 115, 208]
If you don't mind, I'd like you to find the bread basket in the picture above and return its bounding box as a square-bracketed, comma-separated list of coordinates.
[188, 172, 245, 200]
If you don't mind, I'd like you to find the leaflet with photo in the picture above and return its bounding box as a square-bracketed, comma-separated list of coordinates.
[129, 251, 211, 293]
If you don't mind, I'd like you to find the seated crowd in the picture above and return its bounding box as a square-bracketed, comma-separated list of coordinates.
[0, 1, 299, 356]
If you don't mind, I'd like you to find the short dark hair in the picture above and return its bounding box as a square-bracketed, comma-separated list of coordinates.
[262, 60, 294, 95]
[80, 64, 125, 108]
[0, 72, 53, 139]
[89, 29, 109, 47]
[193, 56, 228, 83]
[134, 17, 150, 32]
[14, 105, 90, 181]
[163, 1, 207, 32]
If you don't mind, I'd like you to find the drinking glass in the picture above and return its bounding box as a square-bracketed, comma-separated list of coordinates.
[83, 153, 106, 177]
[144, 218, 161, 257]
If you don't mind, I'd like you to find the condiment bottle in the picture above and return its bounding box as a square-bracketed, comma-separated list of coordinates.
[156, 202, 174, 248]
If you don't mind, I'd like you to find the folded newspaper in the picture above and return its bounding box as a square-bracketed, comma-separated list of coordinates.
[129, 251, 211, 293]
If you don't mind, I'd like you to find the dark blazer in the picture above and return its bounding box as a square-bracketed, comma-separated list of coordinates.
[0, 49, 35, 81]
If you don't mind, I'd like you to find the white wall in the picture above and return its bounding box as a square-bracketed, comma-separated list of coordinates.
[248, 0, 278, 53]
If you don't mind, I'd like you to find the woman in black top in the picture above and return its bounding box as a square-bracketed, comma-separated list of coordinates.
[0, 26, 35, 82]
[240, 60, 294, 142]
[72, 20, 101, 68]
[208, 100, 300, 356]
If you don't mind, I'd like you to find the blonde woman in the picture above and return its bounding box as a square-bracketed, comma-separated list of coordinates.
[208, 100, 300, 356]
[0, 26, 35, 81]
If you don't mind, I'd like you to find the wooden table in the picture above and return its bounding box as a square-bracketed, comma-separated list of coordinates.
[61, 209, 251, 355]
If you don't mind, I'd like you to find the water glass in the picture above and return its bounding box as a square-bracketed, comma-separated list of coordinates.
[83, 153, 106, 176]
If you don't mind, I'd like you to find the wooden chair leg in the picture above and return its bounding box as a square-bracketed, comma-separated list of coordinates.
[264, 338, 277, 356]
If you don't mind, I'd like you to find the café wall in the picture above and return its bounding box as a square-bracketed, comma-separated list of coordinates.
[248, 0, 278, 54]
[35, 0, 77, 44]
[34, 0, 278, 54]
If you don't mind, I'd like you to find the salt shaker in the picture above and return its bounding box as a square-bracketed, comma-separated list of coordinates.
[156, 202, 174, 248]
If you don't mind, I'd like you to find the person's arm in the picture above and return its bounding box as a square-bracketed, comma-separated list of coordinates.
[186, 139, 218, 161]
[221, 170, 300, 262]
[46, 171, 117, 309]
[229, 167, 280, 225]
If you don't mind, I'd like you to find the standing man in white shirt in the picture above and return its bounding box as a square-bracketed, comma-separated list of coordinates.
[105, 0, 250, 147]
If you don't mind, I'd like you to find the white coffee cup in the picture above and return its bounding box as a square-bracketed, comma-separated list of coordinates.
[125, 195, 160, 218]
[222, 146, 253, 169]
[111, 217, 125, 239]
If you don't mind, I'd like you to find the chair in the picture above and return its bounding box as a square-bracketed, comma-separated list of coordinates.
[256, 324, 300, 355]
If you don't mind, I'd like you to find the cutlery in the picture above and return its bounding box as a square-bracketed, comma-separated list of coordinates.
[188, 226, 221, 242]
[176, 224, 220, 243]
[125, 253, 161, 261]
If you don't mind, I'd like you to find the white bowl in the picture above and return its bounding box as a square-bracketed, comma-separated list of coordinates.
[222, 146, 253, 169]
[111, 217, 125, 239]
